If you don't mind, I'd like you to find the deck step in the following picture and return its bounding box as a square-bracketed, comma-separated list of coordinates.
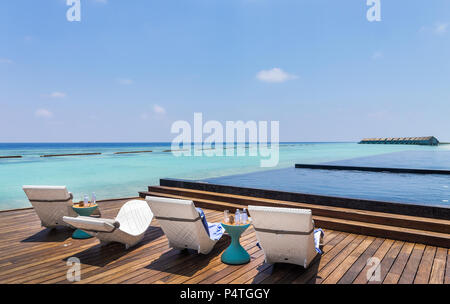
[140, 190, 245, 212]
[312, 216, 450, 248]
[140, 186, 450, 235]
[139, 189, 450, 248]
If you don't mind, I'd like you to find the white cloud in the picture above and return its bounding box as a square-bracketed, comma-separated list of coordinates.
[35, 109, 53, 118]
[48, 91, 67, 99]
[0, 58, 13, 64]
[256, 68, 298, 83]
[140, 105, 166, 119]
[153, 104, 166, 115]
[435, 23, 448, 34]
[117, 78, 133, 85]
[419, 23, 449, 35]
[371, 51, 383, 60]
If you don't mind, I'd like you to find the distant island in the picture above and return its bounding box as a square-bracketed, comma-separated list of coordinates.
[359, 136, 439, 146]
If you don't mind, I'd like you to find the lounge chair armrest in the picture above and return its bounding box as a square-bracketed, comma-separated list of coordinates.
[63, 216, 119, 232]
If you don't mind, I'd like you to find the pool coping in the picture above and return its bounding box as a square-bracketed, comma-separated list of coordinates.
[295, 163, 450, 175]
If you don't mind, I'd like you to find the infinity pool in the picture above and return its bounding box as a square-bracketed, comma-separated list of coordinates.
[205, 150, 450, 207]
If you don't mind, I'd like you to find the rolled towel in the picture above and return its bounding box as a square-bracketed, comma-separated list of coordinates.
[256, 229, 324, 254]
[314, 228, 324, 254]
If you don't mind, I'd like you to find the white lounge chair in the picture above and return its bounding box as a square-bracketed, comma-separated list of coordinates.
[145, 196, 224, 255]
[22, 185, 100, 229]
[248, 205, 323, 268]
[63, 200, 153, 249]
[63, 199, 153, 249]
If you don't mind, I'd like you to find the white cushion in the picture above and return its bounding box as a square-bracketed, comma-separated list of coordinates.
[63, 216, 119, 232]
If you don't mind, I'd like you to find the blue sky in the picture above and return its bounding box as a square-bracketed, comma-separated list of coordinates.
[1, 0, 449, 142]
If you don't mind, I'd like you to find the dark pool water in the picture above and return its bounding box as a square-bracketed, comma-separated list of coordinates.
[205, 151, 450, 207]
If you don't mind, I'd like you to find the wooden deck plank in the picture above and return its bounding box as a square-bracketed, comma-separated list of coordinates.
[352, 239, 394, 284]
[337, 238, 385, 284]
[368, 240, 403, 284]
[414, 246, 437, 284]
[398, 243, 426, 284]
[383, 242, 414, 284]
[312, 234, 366, 284]
[295, 233, 353, 284]
[429, 247, 447, 284]
[445, 249, 450, 284]
[322, 236, 376, 284]
[290, 233, 347, 284]
[0, 198, 448, 285]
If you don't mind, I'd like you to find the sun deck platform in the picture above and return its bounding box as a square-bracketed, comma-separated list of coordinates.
[0, 198, 449, 284]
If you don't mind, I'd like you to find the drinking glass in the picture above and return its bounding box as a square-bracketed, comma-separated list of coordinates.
[224, 210, 229, 223]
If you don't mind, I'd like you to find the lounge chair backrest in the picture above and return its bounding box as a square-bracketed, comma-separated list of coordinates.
[23, 185, 76, 227]
[146, 196, 210, 251]
[248, 205, 317, 268]
[115, 200, 153, 235]
[249, 205, 313, 233]
[23, 185, 72, 202]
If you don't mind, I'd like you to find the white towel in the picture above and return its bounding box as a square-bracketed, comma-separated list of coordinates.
[314, 228, 324, 254]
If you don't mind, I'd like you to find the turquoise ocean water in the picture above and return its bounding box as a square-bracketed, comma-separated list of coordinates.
[1, 142, 449, 210]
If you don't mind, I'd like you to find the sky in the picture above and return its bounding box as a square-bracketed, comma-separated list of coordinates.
[1, 0, 450, 142]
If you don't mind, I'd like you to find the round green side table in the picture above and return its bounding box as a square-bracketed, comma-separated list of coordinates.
[221, 222, 251, 265]
[71, 204, 98, 239]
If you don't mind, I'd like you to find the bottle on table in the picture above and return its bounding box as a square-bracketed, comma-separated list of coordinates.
[242, 208, 248, 224]
[91, 192, 96, 206]
[235, 209, 241, 225]
[84, 195, 89, 207]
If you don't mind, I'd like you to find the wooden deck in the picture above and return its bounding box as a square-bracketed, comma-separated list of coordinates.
[0, 198, 449, 284]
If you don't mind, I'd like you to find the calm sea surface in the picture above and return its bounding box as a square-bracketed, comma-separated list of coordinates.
[1, 142, 449, 210]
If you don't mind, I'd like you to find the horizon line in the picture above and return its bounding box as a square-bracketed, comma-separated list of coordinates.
[0, 141, 357, 144]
